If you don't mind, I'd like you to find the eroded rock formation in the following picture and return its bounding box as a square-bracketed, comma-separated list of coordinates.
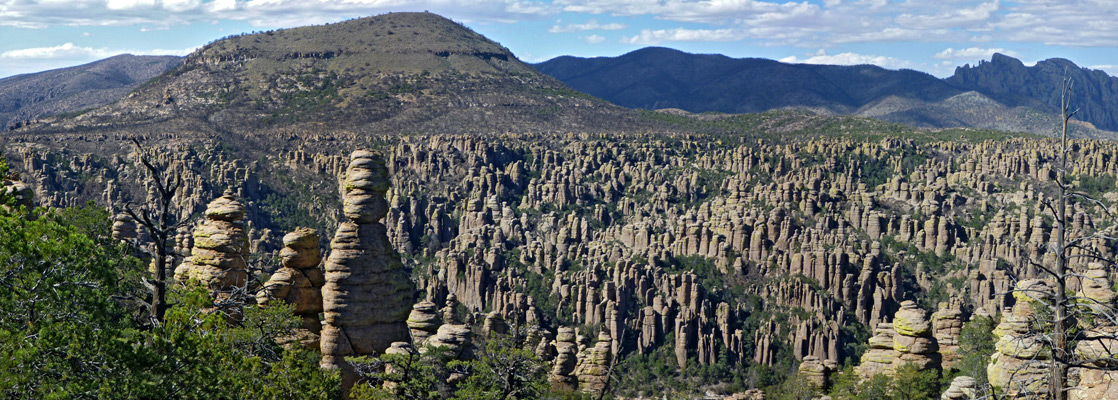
[988, 279, 1054, 398]
[174, 189, 249, 294]
[319, 150, 415, 389]
[257, 227, 325, 348]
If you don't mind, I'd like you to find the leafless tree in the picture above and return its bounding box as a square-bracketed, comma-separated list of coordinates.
[123, 137, 188, 325]
[1001, 73, 1118, 400]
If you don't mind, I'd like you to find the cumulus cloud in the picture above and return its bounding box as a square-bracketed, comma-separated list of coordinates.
[548, 19, 626, 33]
[780, 49, 912, 69]
[621, 28, 741, 45]
[0, 43, 114, 60]
[934, 47, 1020, 60]
[580, 34, 606, 44]
[894, 1, 999, 30]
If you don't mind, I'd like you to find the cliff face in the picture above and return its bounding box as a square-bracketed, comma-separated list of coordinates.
[948, 52, 1118, 131]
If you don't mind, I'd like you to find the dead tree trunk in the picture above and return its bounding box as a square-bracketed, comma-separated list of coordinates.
[123, 138, 186, 326]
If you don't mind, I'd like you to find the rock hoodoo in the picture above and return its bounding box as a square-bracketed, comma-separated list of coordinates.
[2, 177, 33, 209]
[319, 150, 415, 389]
[987, 279, 1054, 398]
[574, 329, 614, 396]
[406, 300, 441, 346]
[174, 189, 249, 296]
[257, 227, 325, 348]
[549, 326, 579, 391]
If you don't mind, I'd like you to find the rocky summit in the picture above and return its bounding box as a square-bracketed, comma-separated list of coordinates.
[3, 9, 1118, 400]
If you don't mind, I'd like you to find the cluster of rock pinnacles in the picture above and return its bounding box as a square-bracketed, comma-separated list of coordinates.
[106, 140, 1118, 399]
[165, 150, 622, 395]
[168, 150, 416, 390]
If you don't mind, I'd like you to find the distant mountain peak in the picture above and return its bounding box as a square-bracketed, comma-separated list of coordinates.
[948, 52, 1118, 132]
[989, 52, 1024, 66]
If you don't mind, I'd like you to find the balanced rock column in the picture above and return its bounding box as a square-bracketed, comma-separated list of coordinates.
[1071, 263, 1118, 400]
[892, 300, 940, 370]
[549, 327, 579, 391]
[575, 329, 614, 396]
[856, 322, 899, 378]
[257, 228, 325, 348]
[932, 297, 966, 368]
[174, 189, 249, 293]
[988, 279, 1053, 398]
[320, 150, 416, 388]
[406, 301, 441, 346]
[798, 355, 836, 390]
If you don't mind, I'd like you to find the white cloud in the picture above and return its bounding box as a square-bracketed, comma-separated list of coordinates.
[106, 0, 157, 11]
[0, 43, 114, 60]
[207, 0, 238, 12]
[162, 0, 203, 12]
[1090, 65, 1118, 76]
[621, 28, 742, 45]
[0, 42, 193, 78]
[895, 1, 999, 30]
[934, 47, 1020, 60]
[548, 19, 626, 33]
[780, 49, 912, 69]
[580, 34, 605, 44]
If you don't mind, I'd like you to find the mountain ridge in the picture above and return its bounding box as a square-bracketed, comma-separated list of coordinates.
[535, 48, 1117, 137]
[0, 54, 182, 130]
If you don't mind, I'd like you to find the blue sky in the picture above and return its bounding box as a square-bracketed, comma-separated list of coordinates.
[1, 0, 1116, 79]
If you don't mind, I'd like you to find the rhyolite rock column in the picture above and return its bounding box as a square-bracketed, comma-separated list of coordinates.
[319, 150, 416, 390]
[892, 300, 940, 370]
[549, 327, 579, 391]
[406, 300, 440, 346]
[988, 279, 1053, 398]
[258, 227, 325, 348]
[174, 189, 249, 293]
[1071, 263, 1118, 400]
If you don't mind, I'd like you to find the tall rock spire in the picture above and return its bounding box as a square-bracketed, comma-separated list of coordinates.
[319, 150, 416, 389]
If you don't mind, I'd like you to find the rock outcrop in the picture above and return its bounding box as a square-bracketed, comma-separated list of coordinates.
[1, 178, 33, 209]
[424, 323, 478, 360]
[855, 300, 941, 378]
[941, 376, 977, 400]
[174, 189, 249, 297]
[549, 327, 579, 391]
[931, 297, 966, 368]
[575, 329, 614, 396]
[798, 355, 836, 390]
[856, 322, 899, 378]
[406, 300, 441, 346]
[1070, 263, 1118, 400]
[892, 300, 940, 370]
[988, 279, 1054, 398]
[319, 150, 415, 390]
[257, 227, 325, 348]
[111, 213, 138, 241]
